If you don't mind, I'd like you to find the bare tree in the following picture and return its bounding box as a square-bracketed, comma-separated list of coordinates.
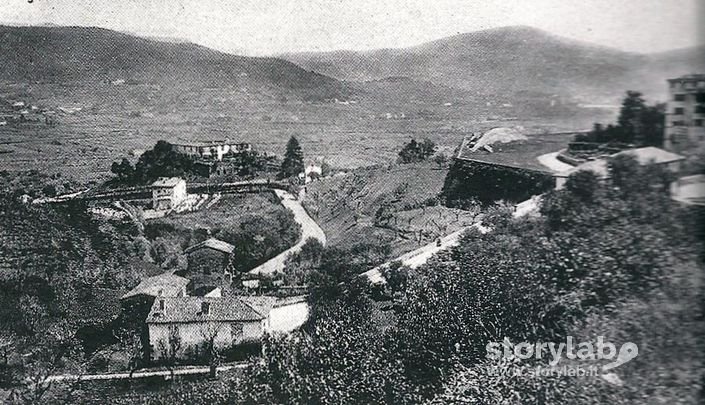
[199, 322, 224, 379]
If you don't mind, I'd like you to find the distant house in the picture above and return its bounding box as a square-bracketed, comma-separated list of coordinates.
[146, 295, 309, 360]
[555, 146, 685, 189]
[171, 140, 252, 161]
[183, 237, 235, 277]
[151, 177, 187, 211]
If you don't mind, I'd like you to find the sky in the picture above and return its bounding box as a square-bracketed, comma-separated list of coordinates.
[0, 0, 701, 56]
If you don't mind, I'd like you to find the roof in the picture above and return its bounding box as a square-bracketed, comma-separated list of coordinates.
[456, 131, 579, 174]
[146, 296, 264, 324]
[240, 295, 308, 314]
[668, 74, 705, 82]
[616, 147, 685, 165]
[151, 177, 185, 188]
[558, 147, 684, 178]
[171, 140, 250, 147]
[121, 273, 190, 300]
[184, 237, 235, 255]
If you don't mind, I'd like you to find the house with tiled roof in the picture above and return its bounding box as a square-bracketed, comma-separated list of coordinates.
[146, 296, 265, 360]
[146, 295, 309, 361]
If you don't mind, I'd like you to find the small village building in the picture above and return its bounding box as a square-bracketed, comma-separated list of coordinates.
[183, 237, 235, 277]
[146, 296, 266, 360]
[146, 295, 310, 360]
[151, 177, 187, 211]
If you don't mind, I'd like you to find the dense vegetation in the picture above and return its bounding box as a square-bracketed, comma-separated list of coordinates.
[0, 172, 150, 402]
[2, 154, 703, 403]
[244, 155, 704, 404]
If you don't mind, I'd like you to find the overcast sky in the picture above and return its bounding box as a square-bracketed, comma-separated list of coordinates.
[1, 0, 701, 56]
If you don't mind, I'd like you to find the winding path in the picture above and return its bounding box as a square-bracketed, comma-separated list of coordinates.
[248, 189, 326, 276]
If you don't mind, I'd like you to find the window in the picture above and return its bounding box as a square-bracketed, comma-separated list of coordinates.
[159, 299, 165, 311]
[674, 107, 685, 115]
[695, 119, 704, 127]
[672, 121, 685, 127]
[674, 94, 686, 102]
[201, 301, 211, 315]
[696, 105, 705, 114]
[697, 93, 705, 103]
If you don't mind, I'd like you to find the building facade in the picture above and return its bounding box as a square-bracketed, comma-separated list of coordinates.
[664, 74, 705, 152]
[171, 141, 252, 161]
[151, 177, 187, 211]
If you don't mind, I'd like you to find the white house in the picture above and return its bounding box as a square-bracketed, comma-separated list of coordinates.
[146, 295, 309, 360]
[151, 177, 187, 211]
[299, 163, 323, 184]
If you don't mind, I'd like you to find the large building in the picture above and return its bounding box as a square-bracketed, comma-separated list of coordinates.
[171, 140, 252, 161]
[664, 74, 705, 152]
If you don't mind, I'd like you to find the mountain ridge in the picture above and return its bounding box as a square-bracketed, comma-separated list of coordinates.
[282, 25, 704, 102]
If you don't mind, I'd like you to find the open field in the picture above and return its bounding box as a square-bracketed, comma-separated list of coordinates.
[0, 81, 616, 183]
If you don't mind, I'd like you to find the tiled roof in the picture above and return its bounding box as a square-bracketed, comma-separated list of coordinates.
[151, 177, 184, 187]
[121, 273, 189, 300]
[184, 237, 235, 254]
[146, 296, 264, 324]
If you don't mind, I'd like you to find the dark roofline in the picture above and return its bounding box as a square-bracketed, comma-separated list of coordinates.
[453, 155, 556, 176]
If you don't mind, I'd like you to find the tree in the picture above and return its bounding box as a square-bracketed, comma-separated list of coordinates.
[398, 138, 436, 164]
[618, 91, 647, 144]
[279, 136, 304, 179]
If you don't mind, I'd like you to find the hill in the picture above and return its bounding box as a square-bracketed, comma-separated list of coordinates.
[283, 25, 703, 102]
[0, 25, 350, 101]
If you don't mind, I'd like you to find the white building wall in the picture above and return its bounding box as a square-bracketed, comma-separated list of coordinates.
[149, 320, 263, 360]
[266, 302, 309, 334]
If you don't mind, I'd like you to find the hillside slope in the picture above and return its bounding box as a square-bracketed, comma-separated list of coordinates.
[284, 26, 702, 102]
[0, 25, 350, 101]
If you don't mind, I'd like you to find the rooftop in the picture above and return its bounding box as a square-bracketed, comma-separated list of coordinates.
[617, 146, 685, 165]
[121, 273, 190, 300]
[184, 237, 236, 255]
[151, 177, 185, 188]
[171, 140, 250, 147]
[456, 131, 580, 174]
[559, 147, 685, 178]
[668, 74, 705, 82]
[146, 296, 264, 324]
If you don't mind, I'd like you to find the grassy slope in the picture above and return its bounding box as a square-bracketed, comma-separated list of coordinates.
[304, 162, 478, 256]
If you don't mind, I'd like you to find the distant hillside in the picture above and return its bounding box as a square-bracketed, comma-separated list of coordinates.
[283, 26, 704, 103]
[0, 25, 350, 101]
